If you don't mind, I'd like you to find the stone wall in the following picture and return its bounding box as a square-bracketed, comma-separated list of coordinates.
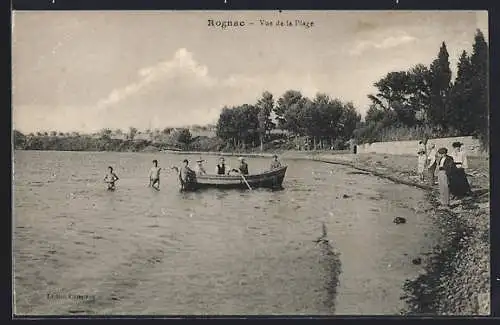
[357, 136, 487, 157]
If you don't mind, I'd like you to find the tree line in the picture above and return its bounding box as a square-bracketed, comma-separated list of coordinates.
[216, 90, 361, 151]
[354, 29, 488, 148]
[13, 127, 195, 152]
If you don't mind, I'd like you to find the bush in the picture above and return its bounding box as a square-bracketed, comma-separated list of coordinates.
[189, 136, 225, 151]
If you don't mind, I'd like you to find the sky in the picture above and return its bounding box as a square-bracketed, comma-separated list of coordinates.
[12, 10, 488, 134]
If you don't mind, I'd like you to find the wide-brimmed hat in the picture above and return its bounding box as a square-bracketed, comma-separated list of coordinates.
[437, 147, 448, 154]
[196, 158, 205, 163]
[452, 141, 463, 148]
[238, 157, 245, 161]
[183, 159, 189, 163]
[272, 154, 278, 158]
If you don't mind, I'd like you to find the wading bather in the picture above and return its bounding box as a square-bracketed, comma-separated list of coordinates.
[178, 159, 196, 191]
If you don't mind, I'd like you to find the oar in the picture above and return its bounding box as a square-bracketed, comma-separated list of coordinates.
[241, 174, 252, 190]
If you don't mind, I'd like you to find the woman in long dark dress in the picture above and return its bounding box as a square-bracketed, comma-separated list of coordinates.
[449, 141, 473, 199]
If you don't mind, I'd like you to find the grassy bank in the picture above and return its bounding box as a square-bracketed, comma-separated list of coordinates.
[314, 153, 490, 315]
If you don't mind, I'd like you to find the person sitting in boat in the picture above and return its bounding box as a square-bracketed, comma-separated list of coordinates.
[270, 154, 281, 170]
[229, 157, 249, 175]
[195, 158, 207, 175]
[215, 157, 227, 175]
[179, 159, 196, 189]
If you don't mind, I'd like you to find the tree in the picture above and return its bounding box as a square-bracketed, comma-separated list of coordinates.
[174, 128, 192, 147]
[339, 102, 362, 141]
[406, 64, 432, 124]
[365, 104, 386, 123]
[274, 90, 305, 129]
[428, 42, 452, 130]
[282, 100, 308, 136]
[368, 71, 410, 111]
[128, 127, 138, 140]
[50, 131, 57, 137]
[470, 29, 488, 148]
[216, 106, 238, 147]
[100, 128, 112, 140]
[256, 91, 274, 151]
[448, 50, 475, 134]
[367, 70, 421, 127]
[13, 130, 26, 149]
[392, 100, 417, 127]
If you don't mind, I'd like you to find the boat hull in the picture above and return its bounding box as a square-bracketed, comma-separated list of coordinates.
[181, 166, 287, 191]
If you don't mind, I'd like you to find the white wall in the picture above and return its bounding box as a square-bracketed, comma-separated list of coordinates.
[357, 136, 487, 157]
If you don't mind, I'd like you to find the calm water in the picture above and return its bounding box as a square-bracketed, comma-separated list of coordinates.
[13, 150, 436, 315]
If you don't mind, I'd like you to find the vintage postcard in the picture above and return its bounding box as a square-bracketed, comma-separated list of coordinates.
[12, 10, 490, 316]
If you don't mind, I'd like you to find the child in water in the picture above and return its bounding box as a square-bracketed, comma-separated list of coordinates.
[104, 166, 119, 190]
[149, 159, 161, 190]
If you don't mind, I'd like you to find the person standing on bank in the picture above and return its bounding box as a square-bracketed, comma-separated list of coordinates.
[417, 148, 427, 182]
[418, 140, 426, 154]
[449, 141, 472, 198]
[426, 143, 437, 185]
[450, 141, 468, 171]
[436, 147, 456, 207]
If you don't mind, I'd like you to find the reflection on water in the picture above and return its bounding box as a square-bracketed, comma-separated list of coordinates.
[14, 151, 433, 315]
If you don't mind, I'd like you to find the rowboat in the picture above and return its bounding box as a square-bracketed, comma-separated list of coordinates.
[181, 165, 288, 191]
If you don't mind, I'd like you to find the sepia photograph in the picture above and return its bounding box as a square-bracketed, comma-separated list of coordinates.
[12, 10, 490, 316]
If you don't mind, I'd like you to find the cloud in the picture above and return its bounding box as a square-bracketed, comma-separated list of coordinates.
[349, 33, 417, 56]
[96, 48, 215, 110]
[89, 47, 329, 130]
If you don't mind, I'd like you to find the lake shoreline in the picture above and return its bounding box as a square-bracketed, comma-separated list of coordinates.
[313, 153, 490, 315]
